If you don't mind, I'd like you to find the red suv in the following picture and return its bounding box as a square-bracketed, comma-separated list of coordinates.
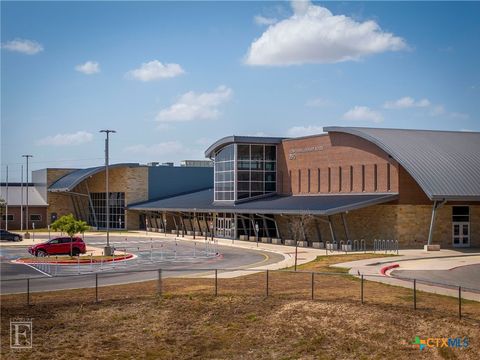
[28, 237, 87, 257]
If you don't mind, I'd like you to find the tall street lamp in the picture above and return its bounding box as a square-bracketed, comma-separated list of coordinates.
[100, 130, 116, 256]
[22, 155, 33, 235]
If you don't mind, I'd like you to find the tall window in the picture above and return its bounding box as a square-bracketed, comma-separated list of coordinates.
[328, 167, 331, 192]
[307, 169, 311, 193]
[214, 144, 235, 201]
[361, 165, 365, 192]
[387, 163, 391, 191]
[235, 144, 277, 200]
[90, 192, 125, 229]
[317, 168, 321, 192]
[339, 167, 342, 192]
[350, 166, 354, 192]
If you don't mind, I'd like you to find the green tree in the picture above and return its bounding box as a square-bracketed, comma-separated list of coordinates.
[51, 214, 89, 255]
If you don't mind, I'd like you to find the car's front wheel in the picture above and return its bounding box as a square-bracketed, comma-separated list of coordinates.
[71, 248, 80, 257]
[36, 249, 47, 257]
[14, 236, 20, 242]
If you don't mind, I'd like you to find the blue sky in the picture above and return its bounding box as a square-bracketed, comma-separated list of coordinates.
[1, 1, 479, 181]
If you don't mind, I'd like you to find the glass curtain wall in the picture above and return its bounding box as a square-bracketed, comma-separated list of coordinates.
[214, 144, 235, 201]
[237, 144, 276, 200]
[90, 192, 126, 229]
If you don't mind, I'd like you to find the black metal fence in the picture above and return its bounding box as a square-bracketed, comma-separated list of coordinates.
[1, 268, 479, 320]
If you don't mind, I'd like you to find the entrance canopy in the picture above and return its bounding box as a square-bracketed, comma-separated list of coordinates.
[129, 188, 398, 216]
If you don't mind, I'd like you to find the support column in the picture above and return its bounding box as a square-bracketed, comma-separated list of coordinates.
[427, 200, 446, 245]
[341, 213, 350, 241]
[327, 215, 336, 242]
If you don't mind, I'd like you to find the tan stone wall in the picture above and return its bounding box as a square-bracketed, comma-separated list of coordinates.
[46, 166, 148, 229]
[82, 166, 148, 229]
[275, 204, 480, 249]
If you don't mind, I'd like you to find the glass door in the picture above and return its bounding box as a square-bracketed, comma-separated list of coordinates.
[452, 222, 470, 247]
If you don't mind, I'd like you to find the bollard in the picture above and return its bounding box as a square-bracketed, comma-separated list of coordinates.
[266, 270, 269, 297]
[157, 269, 162, 296]
[27, 278, 30, 306]
[214, 269, 218, 296]
[311, 272, 315, 300]
[90, 254, 93, 272]
[458, 286, 462, 319]
[77, 255, 80, 274]
[150, 243, 153, 262]
[361, 274, 364, 304]
[413, 279, 417, 310]
[194, 242, 196, 258]
[95, 273, 98, 303]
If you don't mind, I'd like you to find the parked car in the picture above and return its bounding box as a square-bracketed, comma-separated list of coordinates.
[0, 229, 23, 242]
[28, 237, 87, 257]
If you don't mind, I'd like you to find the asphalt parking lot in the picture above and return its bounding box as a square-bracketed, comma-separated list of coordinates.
[0, 235, 284, 294]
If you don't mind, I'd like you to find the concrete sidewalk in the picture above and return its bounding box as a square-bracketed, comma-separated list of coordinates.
[332, 250, 480, 301]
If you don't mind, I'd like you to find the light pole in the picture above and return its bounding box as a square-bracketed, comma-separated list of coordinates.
[100, 130, 116, 256]
[22, 155, 33, 235]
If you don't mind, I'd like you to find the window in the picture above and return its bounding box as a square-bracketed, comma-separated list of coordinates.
[374, 164, 378, 191]
[328, 167, 331, 192]
[214, 144, 235, 201]
[298, 169, 301, 193]
[350, 166, 353, 192]
[317, 168, 321, 192]
[2, 214, 14, 221]
[90, 192, 126, 229]
[387, 163, 391, 191]
[339, 167, 342, 192]
[307, 169, 311, 193]
[30, 214, 42, 221]
[452, 206, 469, 222]
[361, 165, 365, 192]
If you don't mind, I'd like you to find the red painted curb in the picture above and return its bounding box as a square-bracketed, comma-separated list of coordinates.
[380, 263, 399, 276]
[15, 254, 134, 264]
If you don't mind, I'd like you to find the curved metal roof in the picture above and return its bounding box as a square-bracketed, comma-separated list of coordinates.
[48, 163, 140, 192]
[204, 135, 285, 158]
[324, 127, 480, 201]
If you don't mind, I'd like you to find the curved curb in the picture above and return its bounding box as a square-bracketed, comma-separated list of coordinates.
[12, 254, 134, 265]
[380, 263, 399, 276]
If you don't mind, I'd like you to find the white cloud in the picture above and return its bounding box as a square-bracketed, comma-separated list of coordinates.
[75, 61, 100, 75]
[156, 85, 233, 122]
[245, 0, 407, 66]
[124, 141, 187, 156]
[126, 60, 185, 82]
[383, 96, 430, 109]
[1, 38, 43, 55]
[343, 106, 383, 123]
[254, 15, 278, 26]
[287, 125, 325, 137]
[36, 131, 93, 146]
[306, 97, 333, 107]
[449, 112, 469, 120]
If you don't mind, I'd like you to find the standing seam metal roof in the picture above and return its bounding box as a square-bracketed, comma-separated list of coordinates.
[48, 163, 140, 192]
[324, 127, 480, 201]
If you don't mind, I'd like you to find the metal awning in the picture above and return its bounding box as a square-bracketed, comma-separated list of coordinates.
[128, 189, 398, 215]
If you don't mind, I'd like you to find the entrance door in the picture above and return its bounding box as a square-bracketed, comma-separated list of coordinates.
[215, 217, 233, 238]
[452, 222, 470, 248]
[224, 218, 232, 238]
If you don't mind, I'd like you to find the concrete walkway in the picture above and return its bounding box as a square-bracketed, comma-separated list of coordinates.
[332, 250, 480, 301]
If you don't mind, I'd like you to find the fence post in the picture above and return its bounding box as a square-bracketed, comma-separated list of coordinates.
[265, 270, 269, 297]
[458, 286, 462, 319]
[215, 269, 218, 297]
[361, 274, 364, 304]
[311, 272, 314, 300]
[27, 278, 30, 306]
[95, 273, 98, 303]
[413, 279, 417, 310]
[157, 269, 162, 297]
